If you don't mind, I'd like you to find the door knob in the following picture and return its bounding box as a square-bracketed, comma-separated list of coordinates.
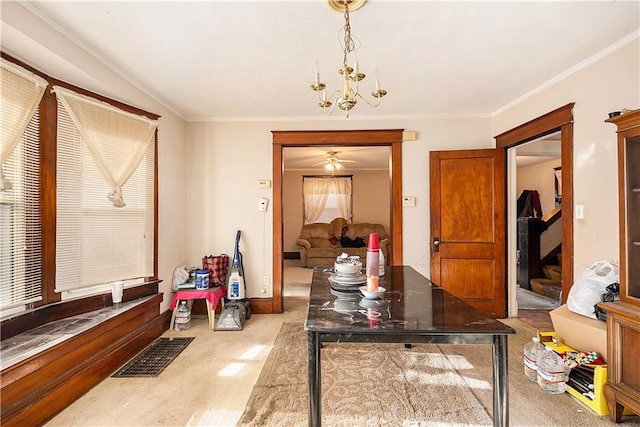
[433, 237, 440, 253]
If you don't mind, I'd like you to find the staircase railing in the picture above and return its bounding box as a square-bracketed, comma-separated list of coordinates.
[517, 206, 562, 290]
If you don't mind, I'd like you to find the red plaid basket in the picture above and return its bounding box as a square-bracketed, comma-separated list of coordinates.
[202, 254, 229, 287]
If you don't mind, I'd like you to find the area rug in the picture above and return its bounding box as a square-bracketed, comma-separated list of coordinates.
[240, 321, 640, 427]
[239, 323, 490, 426]
[111, 337, 194, 378]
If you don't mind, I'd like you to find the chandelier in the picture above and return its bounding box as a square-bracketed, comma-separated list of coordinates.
[310, 0, 387, 117]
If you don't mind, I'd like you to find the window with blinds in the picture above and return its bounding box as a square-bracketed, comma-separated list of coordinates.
[55, 100, 155, 293]
[0, 110, 42, 310]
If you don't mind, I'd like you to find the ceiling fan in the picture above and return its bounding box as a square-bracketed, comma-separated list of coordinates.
[312, 151, 356, 171]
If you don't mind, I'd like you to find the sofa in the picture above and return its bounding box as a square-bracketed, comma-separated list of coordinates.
[296, 219, 391, 268]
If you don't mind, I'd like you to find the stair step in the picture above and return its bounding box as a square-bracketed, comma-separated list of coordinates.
[544, 265, 562, 282]
[530, 278, 562, 301]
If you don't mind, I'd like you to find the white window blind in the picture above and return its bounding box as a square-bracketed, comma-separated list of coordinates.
[55, 94, 156, 293]
[0, 59, 46, 311]
[0, 110, 42, 310]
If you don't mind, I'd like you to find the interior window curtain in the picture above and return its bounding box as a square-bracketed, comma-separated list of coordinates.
[330, 177, 352, 222]
[55, 95, 156, 293]
[0, 58, 48, 191]
[53, 86, 158, 207]
[303, 177, 331, 223]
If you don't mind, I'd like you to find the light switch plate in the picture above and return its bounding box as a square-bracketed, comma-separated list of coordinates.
[258, 198, 269, 212]
[258, 180, 271, 189]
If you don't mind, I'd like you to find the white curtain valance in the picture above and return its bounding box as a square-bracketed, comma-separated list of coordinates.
[52, 86, 158, 207]
[0, 58, 48, 191]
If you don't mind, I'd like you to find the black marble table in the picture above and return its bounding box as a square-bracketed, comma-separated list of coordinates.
[304, 266, 516, 427]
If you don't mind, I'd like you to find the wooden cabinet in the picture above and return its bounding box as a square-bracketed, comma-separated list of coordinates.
[598, 109, 640, 422]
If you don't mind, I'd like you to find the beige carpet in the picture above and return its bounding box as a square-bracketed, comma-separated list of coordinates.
[240, 319, 640, 427]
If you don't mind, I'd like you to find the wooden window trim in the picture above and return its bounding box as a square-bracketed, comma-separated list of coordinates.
[0, 52, 160, 340]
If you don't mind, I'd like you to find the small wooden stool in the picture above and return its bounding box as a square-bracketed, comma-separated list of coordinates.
[169, 287, 226, 330]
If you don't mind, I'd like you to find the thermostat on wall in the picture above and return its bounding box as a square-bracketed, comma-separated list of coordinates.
[403, 196, 416, 207]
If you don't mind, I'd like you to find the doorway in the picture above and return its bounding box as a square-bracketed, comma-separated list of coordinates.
[495, 104, 574, 317]
[271, 129, 404, 314]
[510, 132, 563, 314]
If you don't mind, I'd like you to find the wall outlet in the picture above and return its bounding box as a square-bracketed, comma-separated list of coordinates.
[263, 275, 270, 285]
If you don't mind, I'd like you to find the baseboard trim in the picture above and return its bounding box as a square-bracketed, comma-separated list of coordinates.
[249, 297, 273, 314]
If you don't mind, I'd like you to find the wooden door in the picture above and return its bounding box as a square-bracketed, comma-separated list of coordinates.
[430, 149, 506, 317]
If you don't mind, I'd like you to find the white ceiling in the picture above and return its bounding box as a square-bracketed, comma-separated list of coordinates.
[6, 0, 639, 121]
[283, 146, 390, 171]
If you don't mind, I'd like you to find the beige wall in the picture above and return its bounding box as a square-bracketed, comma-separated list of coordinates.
[2, 3, 189, 313]
[517, 158, 561, 216]
[187, 117, 493, 296]
[494, 35, 640, 276]
[282, 170, 391, 253]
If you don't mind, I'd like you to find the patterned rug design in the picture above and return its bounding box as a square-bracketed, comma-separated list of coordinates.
[239, 323, 490, 426]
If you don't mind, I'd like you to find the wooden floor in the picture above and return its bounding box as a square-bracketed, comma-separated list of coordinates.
[517, 309, 554, 331]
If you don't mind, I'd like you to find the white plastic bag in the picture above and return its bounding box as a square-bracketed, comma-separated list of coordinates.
[172, 265, 189, 291]
[567, 260, 619, 319]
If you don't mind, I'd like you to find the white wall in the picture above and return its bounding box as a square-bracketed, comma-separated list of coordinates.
[186, 117, 493, 296]
[1, 3, 189, 313]
[494, 35, 640, 277]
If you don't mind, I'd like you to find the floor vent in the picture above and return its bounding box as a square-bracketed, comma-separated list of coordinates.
[112, 337, 194, 378]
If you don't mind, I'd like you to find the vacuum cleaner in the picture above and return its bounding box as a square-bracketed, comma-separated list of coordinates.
[215, 230, 251, 331]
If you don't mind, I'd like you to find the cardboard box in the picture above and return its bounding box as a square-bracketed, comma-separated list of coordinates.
[550, 304, 607, 362]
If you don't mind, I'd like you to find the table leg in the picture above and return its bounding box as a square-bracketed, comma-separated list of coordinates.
[170, 300, 180, 331]
[308, 331, 321, 427]
[492, 334, 509, 427]
[205, 300, 214, 330]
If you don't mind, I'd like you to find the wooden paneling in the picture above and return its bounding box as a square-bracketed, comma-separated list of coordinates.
[440, 157, 494, 243]
[599, 110, 640, 422]
[440, 259, 495, 299]
[248, 297, 274, 314]
[621, 327, 640, 390]
[430, 149, 505, 317]
[1, 295, 167, 427]
[1, 281, 160, 340]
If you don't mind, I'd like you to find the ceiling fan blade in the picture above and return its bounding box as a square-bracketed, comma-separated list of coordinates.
[337, 159, 357, 163]
[311, 160, 329, 166]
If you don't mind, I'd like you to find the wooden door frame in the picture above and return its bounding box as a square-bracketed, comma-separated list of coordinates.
[495, 103, 574, 305]
[270, 129, 404, 314]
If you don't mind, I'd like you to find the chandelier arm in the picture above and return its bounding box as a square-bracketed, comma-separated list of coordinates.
[320, 89, 342, 104]
[355, 92, 383, 108]
[323, 99, 340, 116]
